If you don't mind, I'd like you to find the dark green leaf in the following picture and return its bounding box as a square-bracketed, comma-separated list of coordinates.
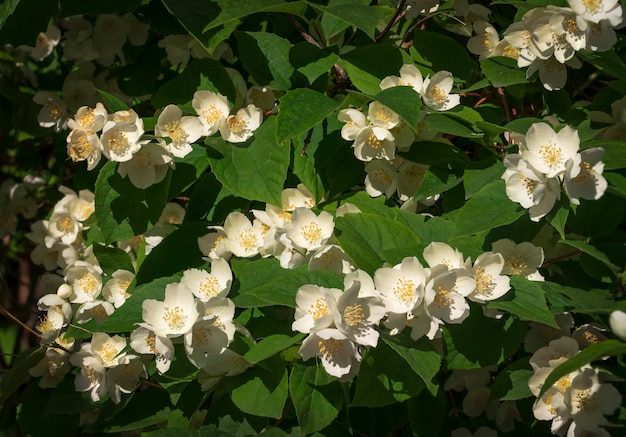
[60, 0, 140, 15]
[412, 30, 476, 79]
[93, 244, 135, 276]
[0, 348, 45, 404]
[168, 144, 210, 198]
[96, 89, 130, 113]
[289, 362, 343, 434]
[559, 239, 618, 272]
[161, 0, 220, 48]
[0, 0, 57, 46]
[236, 31, 294, 91]
[401, 141, 470, 170]
[308, 3, 394, 41]
[415, 168, 463, 200]
[207, 117, 290, 206]
[567, 194, 625, 239]
[462, 159, 502, 199]
[204, 0, 308, 31]
[407, 386, 447, 437]
[373, 86, 422, 132]
[425, 113, 483, 139]
[232, 258, 344, 308]
[481, 57, 529, 88]
[290, 43, 340, 85]
[340, 44, 403, 95]
[489, 358, 534, 401]
[578, 50, 626, 82]
[245, 334, 305, 364]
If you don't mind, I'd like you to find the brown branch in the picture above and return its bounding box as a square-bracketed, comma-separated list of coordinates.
[0, 303, 41, 339]
[375, 0, 407, 43]
[286, 14, 321, 48]
[543, 250, 582, 266]
[497, 87, 512, 124]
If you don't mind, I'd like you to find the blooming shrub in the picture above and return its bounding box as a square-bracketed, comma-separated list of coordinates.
[1, 0, 626, 436]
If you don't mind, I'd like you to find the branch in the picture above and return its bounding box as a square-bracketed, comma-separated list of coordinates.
[286, 14, 321, 48]
[375, 0, 407, 43]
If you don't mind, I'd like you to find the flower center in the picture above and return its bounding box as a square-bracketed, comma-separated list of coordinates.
[428, 84, 448, 104]
[192, 324, 212, 346]
[47, 102, 61, 120]
[366, 133, 384, 149]
[301, 222, 323, 246]
[227, 115, 248, 134]
[132, 149, 153, 170]
[505, 254, 529, 275]
[318, 338, 342, 359]
[309, 298, 330, 320]
[237, 228, 258, 250]
[78, 108, 95, 128]
[79, 273, 98, 295]
[393, 278, 415, 306]
[372, 168, 393, 185]
[474, 266, 495, 296]
[106, 130, 129, 153]
[202, 105, 223, 125]
[98, 343, 119, 366]
[164, 120, 188, 145]
[199, 276, 220, 299]
[343, 304, 365, 327]
[432, 286, 451, 308]
[57, 216, 74, 233]
[163, 305, 187, 331]
[68, 134, 93, 161]
[582, 0, 602, 13]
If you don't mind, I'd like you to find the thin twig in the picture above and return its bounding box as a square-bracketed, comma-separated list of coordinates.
[375, 0, 407, 43]
[543, 250, 582, 266]
[286, 14, 321, 48]
[0, 303, 41, 339]
[497, 87, 512, 124]
[301, 128, 314, 156]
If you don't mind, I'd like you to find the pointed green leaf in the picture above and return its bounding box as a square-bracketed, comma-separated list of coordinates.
[93, 244, 135, 276]
[204, 0, 308, 31]
[276, 88, 340, 144]
[308, 3, 394, 41]
[481, 57, 529, 88]
[373, 86, 422, 132]
[340, 44, 404, 95]
[245, 334, 305, 364]
[0, 347, 45, 404]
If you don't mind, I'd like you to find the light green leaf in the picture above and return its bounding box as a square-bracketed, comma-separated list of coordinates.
[444, 313, 527, 369]
[462, 160, 502, 199]
[276, 88, 340, 144]
[425, 112, 483, 139]
[488, 276, 558, 328]
[481, 57, 529, 88]
[539, 340, 626, 398]
[236, 31, 294, 91]
[94, 161, 171, 245]
[489, 358, 534, 401]
[451, 179, 525, 238]
[289, 362, 343, 434]
[232, 258, 344, 308]
[207, 117, 290, 207]
[204, 0, 308, 31]
[245, 334, 305, 364]
[415, 168, 464, 200]
[230, 356, 289, 419]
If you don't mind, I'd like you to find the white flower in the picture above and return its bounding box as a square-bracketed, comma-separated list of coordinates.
[102, 269, 134, 308]
[530, 336, 580, 371]
[609, 310, 626, 340]
[467, 21, 501, 60]
[67, 102, 108, 133]
[521, 122, 580, 178]
[184, 319, 230, 369]
[159, 34, 193, 68]
[130, 326, 175, 373]
[380, 64, 424, 93]
[223, 212, 264, 258]
[155, 104, 204, 158]
[308, 244, 354, 275]
[292, 285, 340, 334]
[364, 159, 398, 198]
[586, 20, 618, 51]
[198, 226, 232, 260]
[66, 262, 103, 304]
[551, 9, 588, 52]
[563, 147, 607, 204]
[331, 280, 385, 347]
[33, 91, 67, 131]
[192, 90, 230, 136]
[338, 108, 367, 141]
[567, 0, 623, 26]
[299, 328, 361, 379]
[106, 355, 146, 404]
[75, 300, 115, 324]
[29, 348, 72, 389]
[90, 332, 127, 367]
[397, 160, 428, 201]
[423, 242, 466, 270]
[142, 282, 199, 338]
[286, 208, 334, 252]
[281, 184, 316, 211]
[219, 104, 263, 143]
[421, 71, 460, 111]
[70, 354, 108, 402]
[46, 210, 81, 246]
[353, 126, 396, 161]
[467, 252, 511, 304]
[117, 140, 175, 189]
[367, 101, 400, 130]
[100, 119, 146, 162]
[492, 238, 545, 278]
[180, 259, 232, 301]
[374, 256, 428, 320]
[66, 129, 102, 170]
[424, 268, 474, 325]
[524, 313, 574, 353]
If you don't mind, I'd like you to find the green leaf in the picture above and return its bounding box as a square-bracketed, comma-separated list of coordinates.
[0, 347, 45, 404]
[335, 212, 423, 275]
[276, 88, 340, 145]
[0, 0, 20, 32]
[567, 194, 625, 239]
[308, 3, 394, 41]
[0, 324, 18, 366]
[407, 387, 447, 437]
[135, 221, 208, 285]
[402, 141, 470, 170]
[168, 144, 211, 199]
[161, 0, 220, 47]
[481, 57, 529, 88]
[488, 276, 558, 328]
[245, 334, 305, 364]
[60, 0, 140, 15]
[381, 333, 442, 395]
[451, 179, 525, 238]
[425, 112, 483, 139]
[230, 356, 289, 419]
[290, 43, 340, 85]
[0, 0, 57, 46]
[64, 275, 177, 339]
[462, 159, 502, 199]
[289, 362, 343, 434]
[578, 50, 626, 82]
[207, 117, 290, 207]
[96, 89, 130, 113]
[542, 282, 626, 314]
[559, 239, 619, 272]
[415, 168, 463, 200]
[582, 140, 626, 170]
[546, 197, 570, 240]
[489, 358, 534, 401]
[444, 313, 527, 369]
[93, 244, 135, 276]
[412, 31, 476, 79]
[340, 44, 404, 95]
[232, 258, 344, 308]
[539, 340, 626, 398]
[204, 0, 308, 31]
[94, 161, 171, 244]
[236, 31, 294, 91]
[351, 341, 425, 407]
[103, 387, 173, 432]
[152, 59, 236, 109]
[373, 86, 422, 132]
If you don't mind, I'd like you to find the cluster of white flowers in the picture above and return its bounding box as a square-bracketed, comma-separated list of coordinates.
[528, 336, 622, 436]
[130, 258, 250, 387]
[502, 121, 607, 221]
[293, 275, 385, 379]
[338, 64, 459, 205]
[0, 177, 42, 238]
[467, 0, 624, 90]
[445, 366, 522, 432]
[198, 184, 355, 274]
